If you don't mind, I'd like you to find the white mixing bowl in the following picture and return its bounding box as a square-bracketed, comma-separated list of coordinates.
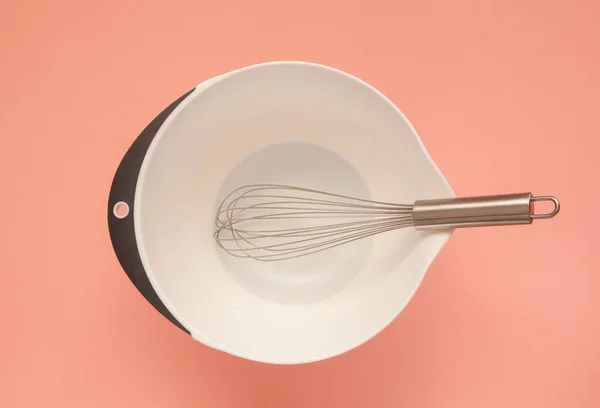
[108, 61, 455, 364]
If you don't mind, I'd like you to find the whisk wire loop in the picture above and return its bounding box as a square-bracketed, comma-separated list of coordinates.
[214, 184, 414, 261]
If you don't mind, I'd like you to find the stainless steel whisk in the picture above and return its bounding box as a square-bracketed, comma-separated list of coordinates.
[214, 184, 560, 261]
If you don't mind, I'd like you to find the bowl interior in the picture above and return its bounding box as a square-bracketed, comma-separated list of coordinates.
[135, 62, 455, 363]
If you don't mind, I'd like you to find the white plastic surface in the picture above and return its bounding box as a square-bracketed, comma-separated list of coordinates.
[134, 61, 455, 364]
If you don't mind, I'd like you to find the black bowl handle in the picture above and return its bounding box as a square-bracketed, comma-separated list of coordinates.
[107, 89, 195, 334]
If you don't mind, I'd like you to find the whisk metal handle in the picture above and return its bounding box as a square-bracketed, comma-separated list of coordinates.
[413, 193, 560, 229]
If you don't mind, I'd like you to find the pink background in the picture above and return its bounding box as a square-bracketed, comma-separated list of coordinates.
[2, 0, 599, 406]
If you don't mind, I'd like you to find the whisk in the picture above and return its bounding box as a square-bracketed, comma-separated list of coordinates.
[214, 184, 560, 261]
